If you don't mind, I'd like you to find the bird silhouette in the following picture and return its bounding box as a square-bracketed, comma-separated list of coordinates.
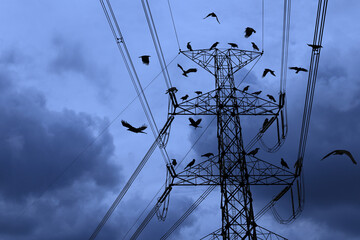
[245, 27, 256, 38]
[289, 67, 308, 74]
[228, 43, 238, 48]
[121, 120, 147, 134]
[252, 91, 262, 95]
[262, 118, 269, 131]
[181, 94, 189, 101]
[177, 64, 197, 77]
[203, 12, 220, 24]
[189, 117, 202, 128]
[201, 152, 214, 158]
[266, 94, 276, 102]
[139, 55, 150, 65]
[321, 150, 357, 165]
[184, 159, 196, 169]
[307, 44, 322, 49]
[187, 42, 193, 51]
[248, 148, 260, 156]
[262, 68, 276, 77]
[281, 158, 290, 169]
[195, 91, 202, 95]
[209, 42, 219, 50]
[165, 87, 178, 94]
[251, 42, 259, 51]
[172, 159, 177, 166]
[242, 85, 250, 92]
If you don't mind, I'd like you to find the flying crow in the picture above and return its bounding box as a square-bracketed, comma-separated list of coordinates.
[245, 27, 256, 38]
[289, 67, 308, 74]
[139, 55, 150, 65]
[189, 117, 202, 128]
[203, 12, 220, 24]
[321, 150, 357, 165]
[177, 64, 197, 77]
[262, 68, 276, 77]
[121, 120, 147, 134]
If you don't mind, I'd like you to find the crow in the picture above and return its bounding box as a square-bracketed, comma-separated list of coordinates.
[184, 159, 196, 169]
[252, 91, 262, 95]
[251, 42, 259, 51]
[195, 91, 202, 95]
[189, 117, 202, 128]
[245, 27, 256, 38]
[203, 12, 220, 24]
[242, 85, 250, 92]
[307, 44, 322, 49]
[177, 64, 197, 77]
[281, 158, 290, 169]
[121, 120, 147, 134]
[165, 87, 178, 94]
[209, 42, 219, 50]
[248, 148, 260, 156]
[201, 152, 214, 158]
[266, 94, 276, 102]
[181, 94, 189, 101]
[139, 55, 150, 65]
[262, 118, 269, 131]
[289, 67, 308, 74]
[228, 43, 238, 48]
[262, 68, 276, 77]
[187, 42, 193, 51]
[321, 150, 357, 165]
[172, 159, 177, 166]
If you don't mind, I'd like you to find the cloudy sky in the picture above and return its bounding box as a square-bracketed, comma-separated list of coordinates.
[0, 0, 359, 239]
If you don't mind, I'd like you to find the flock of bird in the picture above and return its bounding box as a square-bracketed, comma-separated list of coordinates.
[124, 12, 355, 172]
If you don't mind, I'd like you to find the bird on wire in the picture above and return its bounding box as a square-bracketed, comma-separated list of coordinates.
[251, 42, 259, 51]
[262, 118, 269, 131]
[252, 91, 262, 95]
[121, 120, 147, 134]
[262, 68, 276, 77]
[187, 42, 193, 51]
[184, 159, 196, 169]
[177, 64, 197, 77]
[181, 94, 189, 101]
[172, 159, 177, 166]
[228, 43, 238, 48]
[248, 147, 260, 156]
[289, 67, 308, 74]
[165, 87, 178, 94]
[139, 55, 150, 65]
[209, 42, 219, 50]
[307, 43, 322, 49]
[321, 150, 357, 165]
[189, 117, 202, 128]
[267, 94, 276, 102]
[281, 158, 290, 169]
[201, 152, 214, 158]
[242, 85, 250, 92]
[245, 27, 256, 38]
[195, 91, 202, 95]
[203, 12, 220, 24]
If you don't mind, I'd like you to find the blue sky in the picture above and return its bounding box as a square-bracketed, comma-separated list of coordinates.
[0, 0, 359, 239]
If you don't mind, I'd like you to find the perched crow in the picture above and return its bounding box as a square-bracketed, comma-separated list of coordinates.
[228, 43, 238, 48]
[181, 94, 189, 101]
[203, 12, 220, 24]
[195, 91, 202, 95]
[165, 87, 178, 94]
[201, 152, 214, 158]
[185, 159, 196, 169]
[139, 55, 150, 65]
[248, 148, 260, 156]
[252, 91, 262, 95]
[245, 27, 256, 38]
[177, 64, 197, 77]
[281, 158, 290, 169]
[307, 44, 322, 49]
[321, 150, 357, 165]
[209, 42, 219, 50]
[251, 42, 259, 51]
[189, 117, 202, 128]
[262, 68, 276, 77]
[267, 94, 276, 102]
[289, 67, 308, 74]
[242, 85, 250, 92]
[172, 159, 177, 166]
[262, 118, 269, 131]
[121, 120, 147, 134]
[187, 42, 193, 51]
